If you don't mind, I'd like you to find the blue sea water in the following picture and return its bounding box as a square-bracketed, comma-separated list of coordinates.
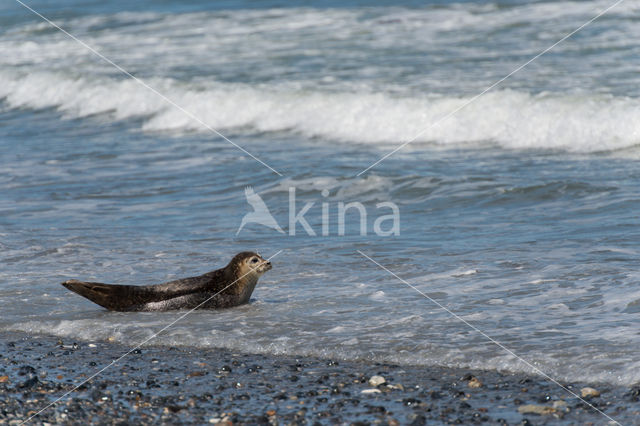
[1, 0, 640, 386]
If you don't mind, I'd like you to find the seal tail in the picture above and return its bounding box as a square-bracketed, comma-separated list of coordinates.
[62, 280, 141, 311]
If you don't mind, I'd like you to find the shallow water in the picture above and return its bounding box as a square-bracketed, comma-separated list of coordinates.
[1, 0, 640, 386]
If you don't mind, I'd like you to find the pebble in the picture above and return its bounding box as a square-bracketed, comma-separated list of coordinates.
[552, 400, 569, 412]
[18, 376, 40, 389]
[581, 387, 601, 398]
[361, 388, 382, 394]
[18, 365, 36, 376]
[517, 404, 556, 415]
[369, 375, 386, 386]
[467, 377, 483, 388]
[402, 398, 421, 406]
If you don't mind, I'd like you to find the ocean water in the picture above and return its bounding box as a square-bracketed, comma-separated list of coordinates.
[2, 0, 640, 387]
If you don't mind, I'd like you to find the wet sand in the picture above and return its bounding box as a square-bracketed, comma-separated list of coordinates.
[1, 332, 638, 425]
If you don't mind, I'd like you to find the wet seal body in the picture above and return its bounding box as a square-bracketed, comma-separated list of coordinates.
[61, 252, 272, 312]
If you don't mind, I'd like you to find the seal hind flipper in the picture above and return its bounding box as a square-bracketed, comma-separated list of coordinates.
[62, 280, 145, 311]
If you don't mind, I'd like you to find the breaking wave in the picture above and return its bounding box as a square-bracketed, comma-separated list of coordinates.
[1, 70, 639, 153]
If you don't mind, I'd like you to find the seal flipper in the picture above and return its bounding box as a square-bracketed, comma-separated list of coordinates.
[62, 280, 147, 311]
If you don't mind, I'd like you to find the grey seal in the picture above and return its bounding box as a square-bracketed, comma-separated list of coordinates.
[61, 252, 271, 311]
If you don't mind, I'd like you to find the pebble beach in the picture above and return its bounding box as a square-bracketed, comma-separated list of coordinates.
[1, 332, 639, 425]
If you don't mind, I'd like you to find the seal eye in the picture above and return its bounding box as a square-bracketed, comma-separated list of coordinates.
[251, 257, 259, 264]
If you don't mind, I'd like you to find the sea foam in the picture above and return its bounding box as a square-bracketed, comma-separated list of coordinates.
[1, 70, 639, 153]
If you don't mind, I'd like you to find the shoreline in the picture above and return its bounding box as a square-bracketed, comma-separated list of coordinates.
[1, 331, 638, 425]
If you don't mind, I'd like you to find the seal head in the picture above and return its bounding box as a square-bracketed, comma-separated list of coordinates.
[229, 251, 272, 278]
[223, 252, 272, 303]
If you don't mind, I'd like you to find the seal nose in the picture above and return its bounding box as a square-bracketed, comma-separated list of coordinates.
[265, 261, 272, 269]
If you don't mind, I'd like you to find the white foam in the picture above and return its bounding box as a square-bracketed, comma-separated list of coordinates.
[452, 269, 478, 277]
[7, 317, 640, 386]
[369, 290, 386, 301]
[2, 70, 639, 153]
